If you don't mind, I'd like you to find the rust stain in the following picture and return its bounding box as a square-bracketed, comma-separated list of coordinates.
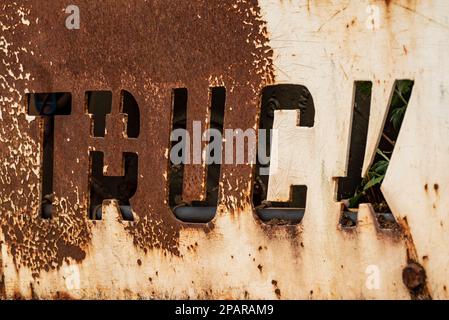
[53, 291, 75, 300]
[259, 221, 304, 253]
[0, 274, 5, 299]
[271, 279, 281, 299]
[13, 291, 25, 300]
[398, 217, 432, 300]
[0, 268, 5, 300]
[0, 240, 4, 299]
[29, 282, 38, 300]
[345, 17, 357, 29]
[433, 183, 439, 193]
[403, 45, 408, 55]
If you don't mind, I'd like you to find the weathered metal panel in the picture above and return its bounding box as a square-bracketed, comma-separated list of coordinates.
[0, 0, 448, 299]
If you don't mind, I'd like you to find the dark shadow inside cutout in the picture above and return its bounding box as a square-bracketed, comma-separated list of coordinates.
[253, 84, 314, 225]
[87, 91, 112, 137]
[89, 151, 138, 221]
[337, 81, 373, 202]
[169, 87, 225, 223]
[337, 80, 414, 229]
[27, 92, 72, 219]
[257, 186, 307, 225]
[122, 90, 140, 138]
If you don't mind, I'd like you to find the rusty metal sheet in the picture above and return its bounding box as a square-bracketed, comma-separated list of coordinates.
[0, 0, 448, 300]
[0, 0, 273, 271]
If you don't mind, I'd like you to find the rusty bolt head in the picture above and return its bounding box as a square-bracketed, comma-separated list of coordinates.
[402, 262, 426, 291]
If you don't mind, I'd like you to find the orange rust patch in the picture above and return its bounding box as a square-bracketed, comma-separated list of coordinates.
[53, 291, 75, 300]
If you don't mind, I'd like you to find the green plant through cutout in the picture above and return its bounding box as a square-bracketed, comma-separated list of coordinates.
[348, 80, 414, 212]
